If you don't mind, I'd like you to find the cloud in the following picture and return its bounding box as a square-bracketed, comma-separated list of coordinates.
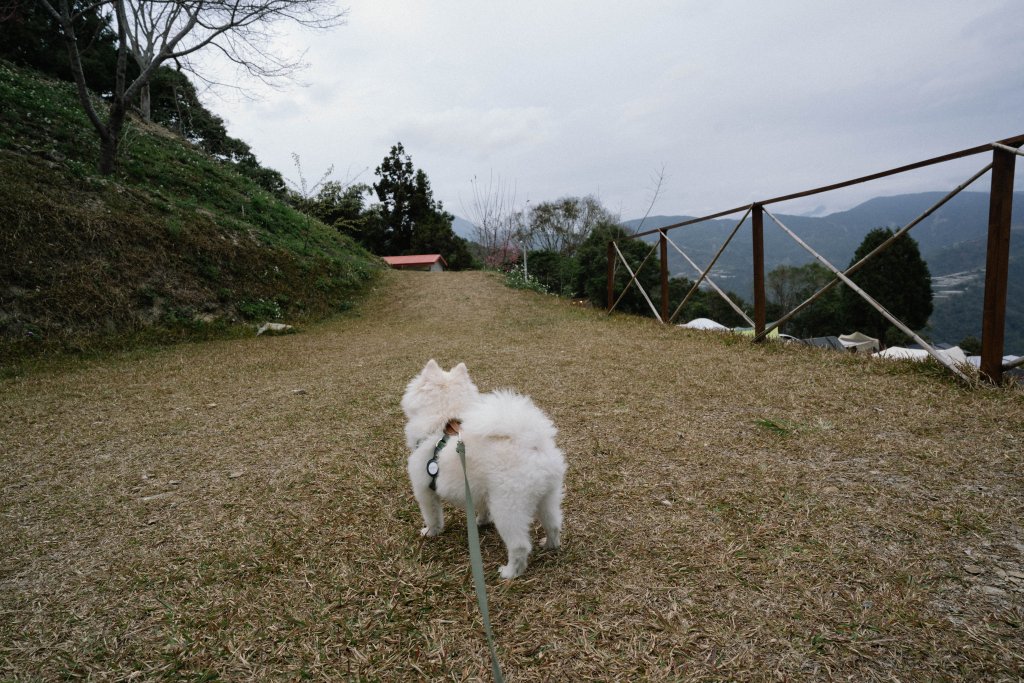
[394, 106, 557, 160]
[202, 0, 1024, 219]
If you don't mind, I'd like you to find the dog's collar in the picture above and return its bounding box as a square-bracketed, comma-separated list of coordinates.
[426, 419, 462, 491]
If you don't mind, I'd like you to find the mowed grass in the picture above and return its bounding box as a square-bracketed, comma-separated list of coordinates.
[2, 271, 1023, 681]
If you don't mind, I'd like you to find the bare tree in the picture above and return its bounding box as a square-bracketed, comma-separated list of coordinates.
[462, 172, 525, 267]
[37, 0, 347, 173]
[630, 164, 667, 235]
[525, 195, 617, 255]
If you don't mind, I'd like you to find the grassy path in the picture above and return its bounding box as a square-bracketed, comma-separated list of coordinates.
[2, 271, 1023, 680]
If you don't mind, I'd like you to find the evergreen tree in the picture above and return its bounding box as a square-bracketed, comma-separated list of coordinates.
[0, 0, 119, 92]
[372, 143, 418, 253]
[840, 227, 933, 345]
[765, 262, 843, 338]
[371, 142, 471, 268]
[526, 249, 581, 297]
[576, 222, 661, 316]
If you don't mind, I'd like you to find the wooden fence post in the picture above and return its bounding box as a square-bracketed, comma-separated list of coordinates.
[659, 231, 669, 323]
[752, 204, 766, 338]
[606, 240, 615, 311]
[980, 146, 1017, 383]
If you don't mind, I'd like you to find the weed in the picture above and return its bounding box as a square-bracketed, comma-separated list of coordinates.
[237, 298, 283, 321]
[755, 417, 799, 436]
[504, 267, 550, 294]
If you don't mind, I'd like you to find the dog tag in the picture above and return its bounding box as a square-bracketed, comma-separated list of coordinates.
[426, 460, 439, 476]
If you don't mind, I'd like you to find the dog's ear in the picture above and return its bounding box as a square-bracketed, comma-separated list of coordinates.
[452, 362, 469, 378]
[424, 359, 441, 375]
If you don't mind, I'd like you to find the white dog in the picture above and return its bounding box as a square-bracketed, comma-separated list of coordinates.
[401, 360, 567, 578]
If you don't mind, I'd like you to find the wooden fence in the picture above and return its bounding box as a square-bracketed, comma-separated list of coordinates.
[606, 134, 1024, 384]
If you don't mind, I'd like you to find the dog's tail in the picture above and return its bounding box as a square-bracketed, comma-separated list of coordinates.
[460, 389, 557, 449]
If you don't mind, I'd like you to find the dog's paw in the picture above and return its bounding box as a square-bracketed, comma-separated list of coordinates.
[541, 537, 560, 551]
[475, 515, 493, 527]
[499, 563, 523, 579]
[420, 526, 442, 537]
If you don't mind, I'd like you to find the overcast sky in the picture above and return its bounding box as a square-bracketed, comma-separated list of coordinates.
[206, 1, 1024, 222]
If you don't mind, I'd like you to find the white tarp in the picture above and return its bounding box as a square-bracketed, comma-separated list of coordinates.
[874, 345, 967, 365]
[679, 317, 728, 330]
[838, 331, 880, 354]
[967, 355, 1022, 368]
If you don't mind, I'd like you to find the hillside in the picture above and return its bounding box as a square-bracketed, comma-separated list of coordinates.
[627, 192, 1024, 350]
[0, 61, 382, 364]
[2, 270, 1022, 680]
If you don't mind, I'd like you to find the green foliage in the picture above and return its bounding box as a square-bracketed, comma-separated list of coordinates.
[755, 418, 799, 437]
[237, 298, 284, 321]
[576, 222, 660, 315]
[507, 204, 759, 324]
[307, 182, 372, 233]
[149, 68, 286, 196]
[840, 228, 933, 343]
[504, 267, 550, 294]
[0, 2, 285, 186]
[367, 142, 473, 268]
[765, 262, 844, 338]
[0, 61, 382, 362]
[0, 60, 99, 157]
[526, 250, 581, 297]
[372, 142, 422, 253]
[526, 196, 617, 255]
[409, 214, 476, 270]
[926, 240, 1024, 352]
[0, 0, 119, 95]
[959, 335, 982, 355]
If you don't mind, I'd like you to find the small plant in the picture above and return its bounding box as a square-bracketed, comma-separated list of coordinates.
[237, 298, 283, 321]
[504, 266, 549, 294]
[755, 418, 798, 437]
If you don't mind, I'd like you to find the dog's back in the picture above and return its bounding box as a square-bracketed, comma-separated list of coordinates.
[460, 389, 558, 449]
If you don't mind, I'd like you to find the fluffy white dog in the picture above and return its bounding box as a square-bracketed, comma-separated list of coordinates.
[401, 360, 567, 578]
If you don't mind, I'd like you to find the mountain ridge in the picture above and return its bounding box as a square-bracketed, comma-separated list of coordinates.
[621, 191, 1024, 350]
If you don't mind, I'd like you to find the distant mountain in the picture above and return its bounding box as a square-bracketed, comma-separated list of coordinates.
[452, 216, 476, 240]
[624, 192, 1024, 351]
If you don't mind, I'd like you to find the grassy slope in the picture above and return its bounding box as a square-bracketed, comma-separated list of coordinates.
[0, 61, 382, 364]
[1, 271, 1022, 681]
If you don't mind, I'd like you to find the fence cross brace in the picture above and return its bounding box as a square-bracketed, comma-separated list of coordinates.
[664, 207, 753, 325]
[663, 233, 754, 327]
[762, 207, 972, 382]
[609, 241, 663, 322]
[992, 142, 1024, 158]
[752, 162, 993, 345]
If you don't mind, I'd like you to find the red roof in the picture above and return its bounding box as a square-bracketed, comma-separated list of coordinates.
[382, 254, 447, 267]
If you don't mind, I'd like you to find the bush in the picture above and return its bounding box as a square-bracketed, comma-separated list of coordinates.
[236, 298, 283, 321]
[576, 222, 660, 315]
[504, 266, 549, 294]
[526, 250, 580, 297]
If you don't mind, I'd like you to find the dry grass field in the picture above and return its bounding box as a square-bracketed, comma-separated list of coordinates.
[2, 270, 1023, 681]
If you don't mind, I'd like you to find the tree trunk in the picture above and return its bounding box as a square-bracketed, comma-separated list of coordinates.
[98, 133, 118, 175]
[98, 103, 127, 175]
[139, 82, 151, 122]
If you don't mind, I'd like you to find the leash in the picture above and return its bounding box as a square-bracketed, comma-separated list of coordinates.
[440, 421, 504, 683]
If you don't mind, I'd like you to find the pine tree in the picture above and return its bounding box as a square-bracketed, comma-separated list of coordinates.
[371, 142, 472, 268]
[840, 227, 933, 345]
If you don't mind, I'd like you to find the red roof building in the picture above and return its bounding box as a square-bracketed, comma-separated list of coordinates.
[382, 254, 448, 272]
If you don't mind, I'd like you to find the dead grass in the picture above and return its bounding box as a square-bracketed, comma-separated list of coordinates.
[2, 270, 1023, 681]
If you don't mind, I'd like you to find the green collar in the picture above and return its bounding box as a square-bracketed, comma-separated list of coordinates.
[426, 422, 464, 491]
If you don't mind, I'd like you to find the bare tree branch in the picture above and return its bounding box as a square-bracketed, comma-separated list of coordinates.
[461, 172, 524, 267]
[631, 164, 667, 235]
[38, 0, 348, 172]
